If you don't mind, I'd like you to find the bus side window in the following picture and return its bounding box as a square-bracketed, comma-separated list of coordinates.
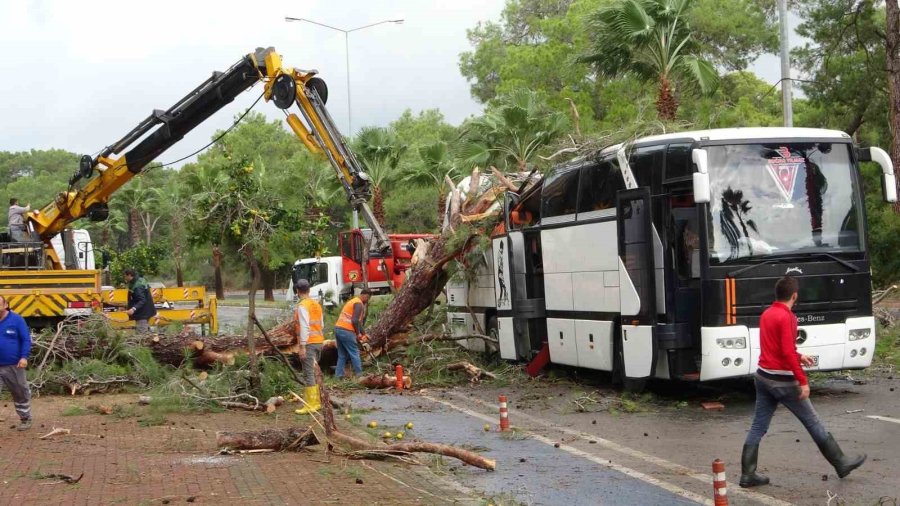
[629, 145, 665, 190]
[578, 157, 624, 213]
[541, 167, 580, 219]
[665, 143, 694, 180]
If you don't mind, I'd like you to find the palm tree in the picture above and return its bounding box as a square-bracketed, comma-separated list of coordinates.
[402, 141, 459, 219]
[720, 187, 757, 259]
[580, 0, 718, 120]
[354, 127, 407, 225]
[457, 89, 568, 172]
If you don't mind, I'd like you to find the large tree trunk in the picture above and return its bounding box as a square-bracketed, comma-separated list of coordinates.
[212, 245, 225, 299]
[261, 265, 276, 302]
[887, 0, 900, 213]
[128, 208, 141, 248]
[656, 74, 678, 121]
[366, 169, 535, 352]
[373, 186, 386, 225]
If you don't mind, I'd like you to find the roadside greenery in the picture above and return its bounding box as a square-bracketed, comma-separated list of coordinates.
[1, 0, 899, 289]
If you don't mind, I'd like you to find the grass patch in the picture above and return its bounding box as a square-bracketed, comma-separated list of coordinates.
[481, 492, 525, 506]
[60, 405, 88, 416]
[138, 413, 167, 427]
[499, 428, 530, 441]
[342, 465, 365, 481]
[875, 324, 900, 369]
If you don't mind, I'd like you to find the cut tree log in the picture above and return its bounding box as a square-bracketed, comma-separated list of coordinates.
[359, 373, 413, 390]
[216, 426, 319, 451]
[447, 361, 496, 383]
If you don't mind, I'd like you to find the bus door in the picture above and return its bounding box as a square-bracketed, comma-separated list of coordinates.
[616, 188, 658, 379]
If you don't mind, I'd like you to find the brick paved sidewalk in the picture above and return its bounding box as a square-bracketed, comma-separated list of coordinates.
[0, 394, 479, 505]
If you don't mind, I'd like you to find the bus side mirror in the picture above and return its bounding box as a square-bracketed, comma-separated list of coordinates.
[692, 149, 710, 204]
[860, 147, 898, 203]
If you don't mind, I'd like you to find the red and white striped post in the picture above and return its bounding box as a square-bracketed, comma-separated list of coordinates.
[499, 395, 510, 431]
[712, 459, 729, 506]
[395, 364, 404, 390]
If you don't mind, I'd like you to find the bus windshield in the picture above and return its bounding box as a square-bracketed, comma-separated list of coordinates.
[705, 142, 864, 264]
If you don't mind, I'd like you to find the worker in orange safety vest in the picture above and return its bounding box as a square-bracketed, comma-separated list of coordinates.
[293, 279, 325, 414]
[333, 288, 371, 378]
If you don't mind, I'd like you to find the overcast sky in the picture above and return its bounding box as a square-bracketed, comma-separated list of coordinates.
[0, 0, 506, 165]
[0, 0, 800, 167]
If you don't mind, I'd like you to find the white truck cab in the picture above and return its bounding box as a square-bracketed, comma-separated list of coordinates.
[50, 229, 96, 270]
[286, 256, 348, 307]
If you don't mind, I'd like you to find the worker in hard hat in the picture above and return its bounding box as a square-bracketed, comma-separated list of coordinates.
[293, 279, 325, 414]
[334, 288, 371, 378]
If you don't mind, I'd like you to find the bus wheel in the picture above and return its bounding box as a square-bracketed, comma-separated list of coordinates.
[613, 339, 647, 393]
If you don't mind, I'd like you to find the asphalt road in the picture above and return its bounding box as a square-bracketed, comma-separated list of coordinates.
[216, 305, 291, 333]
[346, 369, 899, 506]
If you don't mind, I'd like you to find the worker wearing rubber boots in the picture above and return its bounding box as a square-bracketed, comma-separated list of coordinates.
[740, 276, 866, 487]
[293, 280, 325, 415]
[334, 289, 371, 378]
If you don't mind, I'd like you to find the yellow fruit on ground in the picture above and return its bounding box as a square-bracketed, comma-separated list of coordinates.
[395, 431, 404, 440]
[368, 421, 378, 429]
[344, 414, 352, 420]
[483, 424, 491, 432]
[382, 432, 393, 439]
[405, 422, 414, 430]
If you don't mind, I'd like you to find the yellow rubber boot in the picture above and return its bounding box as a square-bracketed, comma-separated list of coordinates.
[294, 385, 321, 415]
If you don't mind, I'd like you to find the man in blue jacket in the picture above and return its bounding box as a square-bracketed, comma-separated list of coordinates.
[0, 295, 32, 430]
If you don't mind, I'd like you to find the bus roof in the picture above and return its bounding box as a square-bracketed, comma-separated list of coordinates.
[599, 127, 851, 155]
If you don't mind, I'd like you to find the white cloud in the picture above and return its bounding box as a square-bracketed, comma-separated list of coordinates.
[0, 0, 505, 165]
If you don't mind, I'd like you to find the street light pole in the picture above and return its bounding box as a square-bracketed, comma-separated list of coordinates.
[284, 16, 404, 134]
[778, 0, 793, 127]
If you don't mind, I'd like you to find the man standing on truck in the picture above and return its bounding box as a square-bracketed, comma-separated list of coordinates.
[123, 268, 157, 333]
[0, 295, 33, 430]
[740, 276, 866, 487]
[333, 289, 371, 378]
[293, 279, 325, 414]
[7, 198, 31, 242]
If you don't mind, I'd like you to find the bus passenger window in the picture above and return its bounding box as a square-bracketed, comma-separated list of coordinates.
[577, 157, 624, 213]
[541, 167, 580, 218]
[629, 145, 665, 189]
[665, 143, 694, 180]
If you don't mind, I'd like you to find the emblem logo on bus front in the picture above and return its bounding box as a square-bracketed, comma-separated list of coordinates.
[785, 267, 803, 275]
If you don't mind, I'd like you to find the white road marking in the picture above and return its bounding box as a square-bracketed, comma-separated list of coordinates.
[867, 415, 900, 425]
[421, 393, 713, 506]
[444, 391, 794, 506]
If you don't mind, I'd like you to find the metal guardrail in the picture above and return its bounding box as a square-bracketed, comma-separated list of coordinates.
[0, 241, 45, 270]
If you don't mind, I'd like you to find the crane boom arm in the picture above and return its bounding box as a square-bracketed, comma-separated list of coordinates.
[28, 47, 390, 259]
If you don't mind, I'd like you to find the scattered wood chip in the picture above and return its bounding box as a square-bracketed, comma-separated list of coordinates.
[701, 402, 725, 411]
[39, 427, 71, 440]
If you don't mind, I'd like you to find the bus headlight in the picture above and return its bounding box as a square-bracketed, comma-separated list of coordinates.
[716, 337, 746, 349]
[848, 328, 871, 341]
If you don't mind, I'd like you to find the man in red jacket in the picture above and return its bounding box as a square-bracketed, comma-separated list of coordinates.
[740, 276, 866, 487]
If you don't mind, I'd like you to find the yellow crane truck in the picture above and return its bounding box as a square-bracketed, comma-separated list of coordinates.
[1, 46, 391, 333]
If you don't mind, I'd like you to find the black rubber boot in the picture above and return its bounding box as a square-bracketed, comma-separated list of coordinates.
[739, 444, 770, 487]
[817, 433, 866, 478]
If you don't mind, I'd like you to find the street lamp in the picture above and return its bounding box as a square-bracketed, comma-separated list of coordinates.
[284, 16, 404, 134]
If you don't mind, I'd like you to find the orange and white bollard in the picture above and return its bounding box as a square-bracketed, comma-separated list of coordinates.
[712, 459, 729, 506]
[499, 395, 510, 431]
[395, 364, 404, 390]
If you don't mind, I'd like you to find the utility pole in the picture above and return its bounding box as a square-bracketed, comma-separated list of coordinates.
[779, 0, 793, 127]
